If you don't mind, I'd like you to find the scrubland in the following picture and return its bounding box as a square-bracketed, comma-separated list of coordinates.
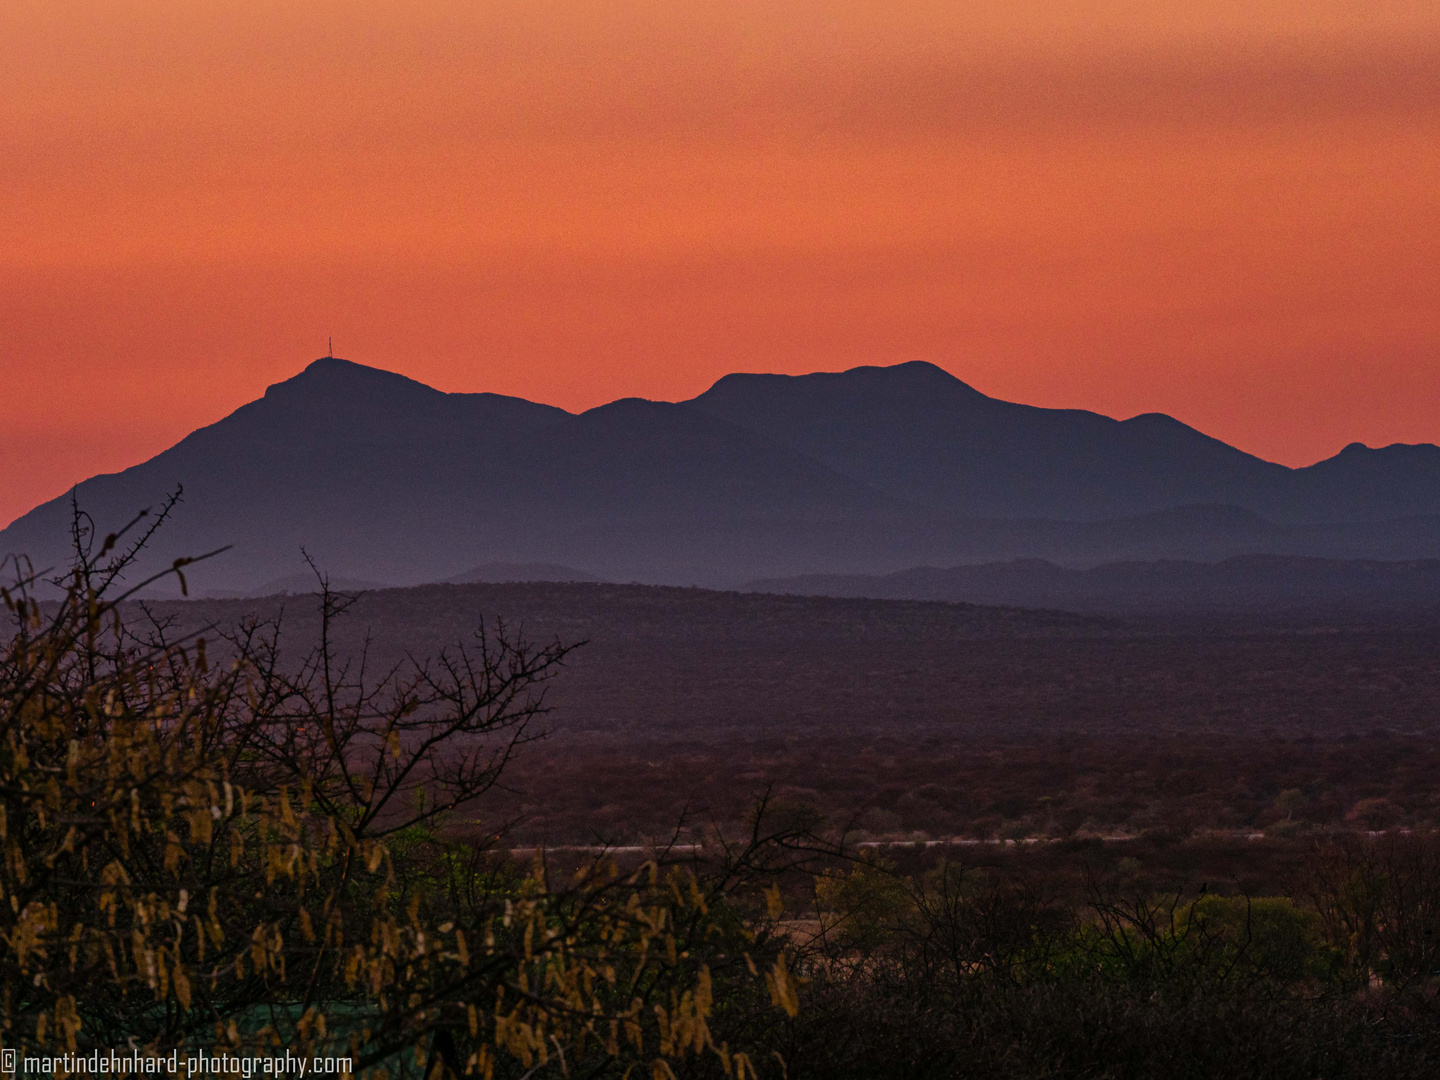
[165, 583, 1440, 845]
[11, 562, 1438, 1078]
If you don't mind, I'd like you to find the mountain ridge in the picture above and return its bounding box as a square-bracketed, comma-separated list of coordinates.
[4, 357, 1440, 593]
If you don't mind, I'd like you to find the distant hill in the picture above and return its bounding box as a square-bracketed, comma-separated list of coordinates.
[207, 571, 396, 598]
[140, 580, 1111, 672]
[4, 357, 1440, 594]
[745, 555, 1440, 615]
[446, 562, 605, 584]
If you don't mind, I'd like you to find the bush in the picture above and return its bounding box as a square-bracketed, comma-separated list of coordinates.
[0, 504, 799, 1078]
[775, 846, 1440, 1078]
[1303, 831, 1440, 991]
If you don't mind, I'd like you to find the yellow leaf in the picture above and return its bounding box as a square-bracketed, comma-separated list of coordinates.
[765, 884, 783, 920]
[174, 963, 192, 1010]
[766, 954, 799, 1018]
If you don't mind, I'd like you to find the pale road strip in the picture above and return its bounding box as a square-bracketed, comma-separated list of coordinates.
[503, 831, 1326, 858]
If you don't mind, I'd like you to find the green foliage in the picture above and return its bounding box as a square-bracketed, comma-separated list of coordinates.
[788, 843, 1440, 1077]
[1177, 895, 1330, 983]
[813, 856, 908, 953]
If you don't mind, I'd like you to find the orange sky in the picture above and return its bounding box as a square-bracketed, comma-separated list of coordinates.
[3, 1, 1439, 526]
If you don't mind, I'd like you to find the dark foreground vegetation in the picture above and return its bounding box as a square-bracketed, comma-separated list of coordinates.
[4, 510, 1440, 1077]
[766, 830, 1440, 1079]
[1, 512, 807, 1078]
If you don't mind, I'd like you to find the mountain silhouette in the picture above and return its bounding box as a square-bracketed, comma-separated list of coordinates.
[690, 361, 1440, 523]
[4, 357, 1440, 594]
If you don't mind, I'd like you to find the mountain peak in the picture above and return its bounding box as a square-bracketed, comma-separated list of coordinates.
[1312, 441, 1440, 469]
[263, 357, 448, 407]
[697, 360, 984, 402]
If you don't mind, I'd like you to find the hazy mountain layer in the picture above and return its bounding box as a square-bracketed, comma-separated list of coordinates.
[746, 555, 1440, 615]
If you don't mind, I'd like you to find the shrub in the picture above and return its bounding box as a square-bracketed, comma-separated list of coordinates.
[0, 504, 798, 1078]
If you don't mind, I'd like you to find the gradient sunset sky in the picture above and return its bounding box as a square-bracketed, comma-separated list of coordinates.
[3, 2, 1439, 526]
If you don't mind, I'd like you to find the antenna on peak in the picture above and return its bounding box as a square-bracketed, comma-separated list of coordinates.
[327, 336, 333, 359]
